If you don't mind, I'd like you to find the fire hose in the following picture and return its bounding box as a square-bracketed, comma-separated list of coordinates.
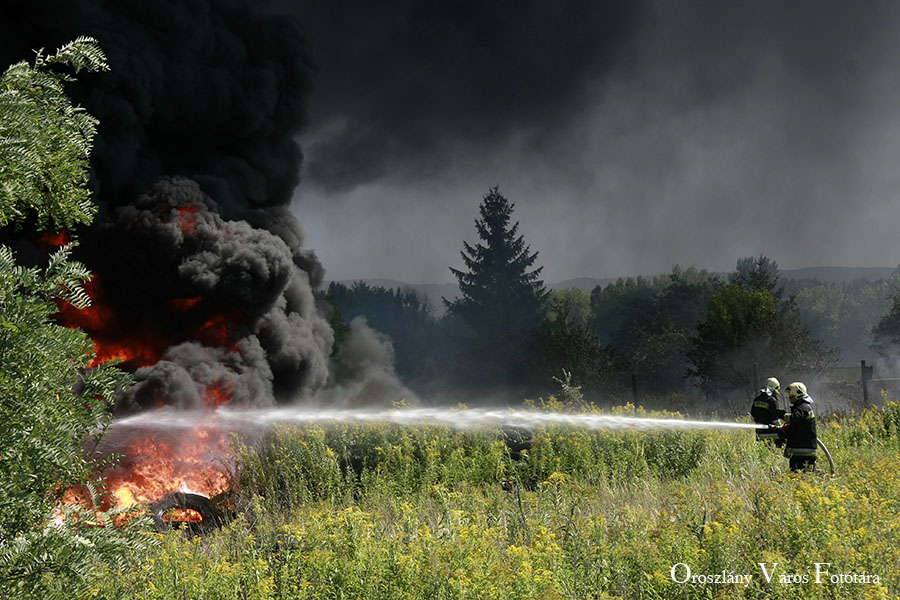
[817, 437, 835, 477]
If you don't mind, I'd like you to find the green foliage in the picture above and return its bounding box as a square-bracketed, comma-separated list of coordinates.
[444, 187, 549, 389]
[525, 321, 614, 394]
[233, 426, 346, 513]
[0, 36, 108, 231]
[545, 288, 591, 329]
[871, 271, 900, 355]
[873, 295, 900, 349]
[729, 254, 783, 301]
[235, 423, 510, 512]
[688, 256, 835, 394]
[0, 486, 154, 599]
[231, 404, 711, 511]
[589, 266, 719, 392]
[700, 284, 778, 348]
[792, 277, 894, 360]
[322, 292, 351, 354]
[794, 284, 851, 345]
[0, 242, 152, 597]
[590, 274, 665, 348]
[0, 245, 103, 531]
[689, 282, 833, 393]
[0, 38, 156, 599]
[93, 526, 274, 600]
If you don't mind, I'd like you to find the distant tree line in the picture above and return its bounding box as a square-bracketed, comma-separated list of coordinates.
[790, 276, 899, 361]
[325, 187, 900, 404]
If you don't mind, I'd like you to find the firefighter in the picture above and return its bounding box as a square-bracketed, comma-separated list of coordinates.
[775, 381, 817, 472]
[750, 377, 785, 445]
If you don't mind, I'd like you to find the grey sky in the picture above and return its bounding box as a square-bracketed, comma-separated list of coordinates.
[290, 1, 900, 283]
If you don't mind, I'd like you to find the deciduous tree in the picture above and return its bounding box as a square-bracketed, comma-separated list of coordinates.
[0, 38, 153, 599]
[688, 283, 832, 394]
[729, 254, 783, 301]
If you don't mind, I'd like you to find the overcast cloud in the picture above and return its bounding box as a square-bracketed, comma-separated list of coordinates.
[287, 1, 900, 283]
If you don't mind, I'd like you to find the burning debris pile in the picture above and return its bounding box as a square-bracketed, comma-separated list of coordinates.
[52, 179, 338, 523]
[50, 179, 413, 522]
[0, 0, 411, 525]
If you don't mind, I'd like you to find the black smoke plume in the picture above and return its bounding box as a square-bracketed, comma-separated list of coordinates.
[0, 0, 315, 217]
[0, 0, 407, 410]
[289, 0, 642, 191]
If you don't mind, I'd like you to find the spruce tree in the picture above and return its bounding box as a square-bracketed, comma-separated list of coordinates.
[446, 187, 547, 343]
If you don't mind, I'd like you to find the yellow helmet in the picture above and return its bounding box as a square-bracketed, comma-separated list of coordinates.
[766, 377, 780, 394]
[787, 382, 808, 401]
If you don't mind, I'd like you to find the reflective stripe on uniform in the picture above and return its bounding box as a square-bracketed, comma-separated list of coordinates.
[786, 447, 817, 457]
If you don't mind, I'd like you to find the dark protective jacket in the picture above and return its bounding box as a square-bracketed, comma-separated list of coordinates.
[750, 389, 785, 441]
[783, 398, 817, 457]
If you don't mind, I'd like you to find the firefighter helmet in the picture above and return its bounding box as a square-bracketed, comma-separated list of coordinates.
[787, 382, 808, 401]
[766, 377, 780, 394]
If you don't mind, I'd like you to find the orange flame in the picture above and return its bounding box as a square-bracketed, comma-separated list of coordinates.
[103, 421, 231, 510]
[61, 408, 233, 527]
[204, 379, 235, 407]
[101, 380, 235, 515]
[56, 276, 111, 331]
[53, 261, 245, 523]
[55, 276, 168, 368]
[164, 508, 202, 522]
[90, 340, 165, 368]
[168, 296, 203, 312]
[176, 206, 200, 234]
[35, 228, 70, 250]
[193, 312, 243, 352]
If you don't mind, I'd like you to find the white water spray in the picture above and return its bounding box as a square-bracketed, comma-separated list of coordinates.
[111, 406, 764, 432]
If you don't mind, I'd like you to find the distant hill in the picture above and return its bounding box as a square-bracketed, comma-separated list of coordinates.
[779, 266, 895, 284]
[550, 277, 617, 292]
[324, 267, 895, 315]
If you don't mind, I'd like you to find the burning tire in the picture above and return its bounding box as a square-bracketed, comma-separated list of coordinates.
[150, 492, 225, 534]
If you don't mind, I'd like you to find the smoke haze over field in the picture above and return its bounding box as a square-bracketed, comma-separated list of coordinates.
[287, 1, 900, 283]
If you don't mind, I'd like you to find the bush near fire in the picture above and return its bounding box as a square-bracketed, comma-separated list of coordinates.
[0, 38, 156, 599]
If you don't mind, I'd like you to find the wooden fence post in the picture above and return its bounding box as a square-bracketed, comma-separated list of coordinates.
[861, 360, 870, 405]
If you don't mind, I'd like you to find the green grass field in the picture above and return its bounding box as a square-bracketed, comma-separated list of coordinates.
[90, 400, 900, 600]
